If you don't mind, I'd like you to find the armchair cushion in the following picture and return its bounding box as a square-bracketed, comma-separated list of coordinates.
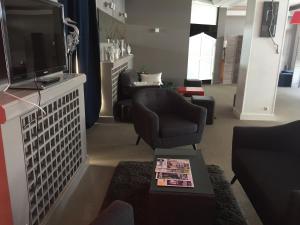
[234, 148, 300, 225]
[159, 114, 198, 138]
[120, 69, 139, 87]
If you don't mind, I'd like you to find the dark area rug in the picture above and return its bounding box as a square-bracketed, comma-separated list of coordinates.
[102, 161, 248, 225]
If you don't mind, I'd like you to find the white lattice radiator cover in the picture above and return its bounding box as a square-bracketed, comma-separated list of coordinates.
[21, 89, 83, 225]
[0, 74, 87, 225]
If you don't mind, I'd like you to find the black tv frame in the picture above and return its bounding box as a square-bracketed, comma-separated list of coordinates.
[2, 0, 68, 85]
[0, 0, 10, 90]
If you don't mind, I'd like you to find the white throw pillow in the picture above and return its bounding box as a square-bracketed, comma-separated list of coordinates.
[133, 82, 149, 86]
[140, 73, 163, 86]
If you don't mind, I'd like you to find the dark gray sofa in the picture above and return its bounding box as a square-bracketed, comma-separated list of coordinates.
[232, 121, 300, 225]
[133, 88, 207, 150]
[90, 201, 134, 225]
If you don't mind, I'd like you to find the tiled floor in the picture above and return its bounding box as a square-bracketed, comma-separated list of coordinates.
[47, 85, 300, 225]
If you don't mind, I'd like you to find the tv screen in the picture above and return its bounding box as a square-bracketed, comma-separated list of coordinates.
[3, 0, 67, 83]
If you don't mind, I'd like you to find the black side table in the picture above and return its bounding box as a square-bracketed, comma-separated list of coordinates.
[149, 149, 216, 225]
[192, 96, 215, 125]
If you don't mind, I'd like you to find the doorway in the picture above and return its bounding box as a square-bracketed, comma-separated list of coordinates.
[187, 2, 218, 83]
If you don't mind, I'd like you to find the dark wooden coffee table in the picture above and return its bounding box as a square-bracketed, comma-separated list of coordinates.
[149, 149, 216, 225]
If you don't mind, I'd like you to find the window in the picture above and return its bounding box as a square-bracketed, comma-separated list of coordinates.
[190, 2, 218, 25]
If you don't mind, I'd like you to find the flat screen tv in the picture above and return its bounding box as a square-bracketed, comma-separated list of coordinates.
[3, 0, 67, 83]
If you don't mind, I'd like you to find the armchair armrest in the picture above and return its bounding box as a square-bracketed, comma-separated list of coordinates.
[91, 201, 134, 225]
[133, 102, 159, 145]
[232, 121, 300, 152]
[285, 190, 300, 225]
[183, 101, 207, 131]
[172, 93, 207, 130]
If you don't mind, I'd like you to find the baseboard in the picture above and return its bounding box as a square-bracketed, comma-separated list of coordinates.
[233, 107, 241, 119]
[98, 116, 115, 123]
[239, 112, 276, 121]
[233, 108, 276, 121]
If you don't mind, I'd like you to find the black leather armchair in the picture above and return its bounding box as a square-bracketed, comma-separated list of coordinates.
[231, 121, 300, 225]
[91, 201, 134, 225]
[116, 69, 160, 122]
[133, 88, 207, 150]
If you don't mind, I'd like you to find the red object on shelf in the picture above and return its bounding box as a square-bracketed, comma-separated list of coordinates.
[291, 11, 300, 24]
[177, 87, 205, 97]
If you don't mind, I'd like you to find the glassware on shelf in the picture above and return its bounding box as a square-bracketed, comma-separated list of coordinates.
[115, 47, 120, 60]
[127, 44, 132, 55]
[121, 39, 126, 56]
[105, 46, 115, 62]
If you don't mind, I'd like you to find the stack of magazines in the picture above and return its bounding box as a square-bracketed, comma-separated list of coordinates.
[155, 158, 194, 188]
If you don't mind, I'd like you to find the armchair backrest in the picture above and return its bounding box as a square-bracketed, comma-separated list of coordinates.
[119, 69, 139, 100]
[120, 69, 139, 87]
[133, 88, 183, 115]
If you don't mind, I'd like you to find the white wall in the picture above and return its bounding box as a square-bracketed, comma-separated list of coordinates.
[291, 26, 300, 87]
[126, 0, 192, 85]
[281, 21, 297, 71]
[225, 16, 246, 37]
[235, 0, 290, 120]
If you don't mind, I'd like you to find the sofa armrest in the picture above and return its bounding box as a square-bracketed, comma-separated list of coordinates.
[232, 121, 300, 152]
[91, 201, 134, 225]
[285, 190, 300, 225]
[133, 102, 159, 145]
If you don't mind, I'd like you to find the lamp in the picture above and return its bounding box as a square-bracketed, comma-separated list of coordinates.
[291, 11, 300, 24]
[104, 2, 116, 10]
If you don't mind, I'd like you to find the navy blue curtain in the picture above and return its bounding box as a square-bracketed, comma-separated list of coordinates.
[59, 0, 101, 128]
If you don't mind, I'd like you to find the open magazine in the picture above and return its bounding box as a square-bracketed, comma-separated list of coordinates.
[155, 158, 194, 188]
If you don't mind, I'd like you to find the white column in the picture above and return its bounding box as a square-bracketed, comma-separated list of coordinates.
[291, 25, 300, 88]
[234, 0, 290, 120]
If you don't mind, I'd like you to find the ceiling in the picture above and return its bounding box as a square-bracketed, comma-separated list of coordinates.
[211, 0, 246, 7]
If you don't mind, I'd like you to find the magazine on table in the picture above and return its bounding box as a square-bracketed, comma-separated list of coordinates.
[155, 158, 191, 173]
[155, 158, 194, 188]
[157, 179, 194, 188]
